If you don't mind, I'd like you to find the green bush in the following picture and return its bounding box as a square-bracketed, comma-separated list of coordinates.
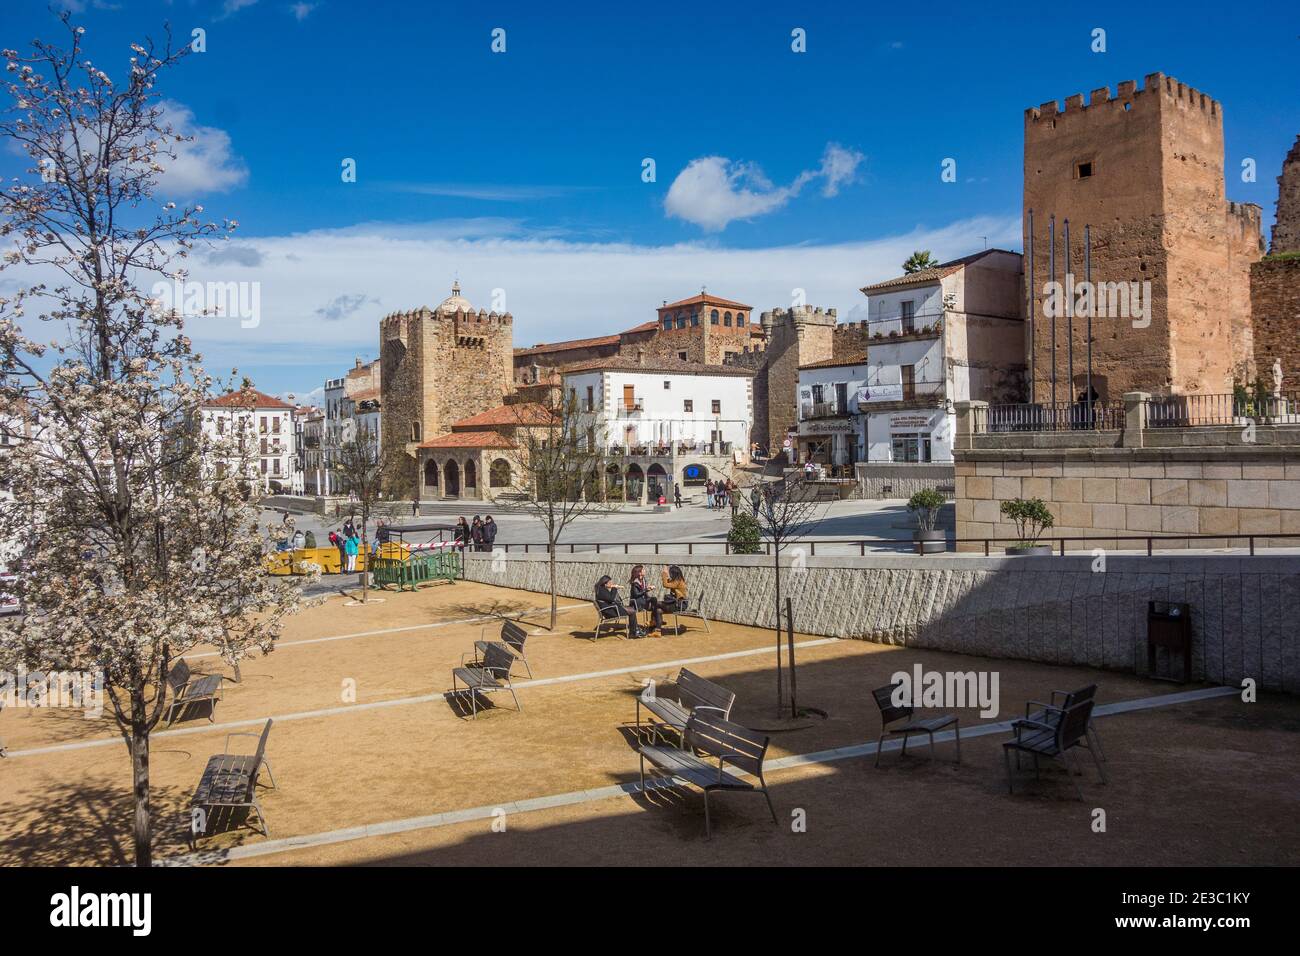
[906, 488, 947, 531]
[999, 497, 1055, 547]
[727, 511, 762, 554]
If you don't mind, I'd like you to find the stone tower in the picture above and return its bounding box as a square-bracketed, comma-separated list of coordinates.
[379, 282, 514, 494]
[748, 304, 837, 452]
[1023, 73, 1263, 401]
[1270, 135, 1300, 255]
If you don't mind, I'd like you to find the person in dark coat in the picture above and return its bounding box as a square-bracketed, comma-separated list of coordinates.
[454, 517, 470, 549]
[482, 516, 498, 550]
[595, 574, 640, 638]
[470, 515, 484, 552]
[628, 564, 664, 635]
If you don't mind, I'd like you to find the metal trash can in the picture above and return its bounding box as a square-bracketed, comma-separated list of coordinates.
[1147, 601, 1191, 683]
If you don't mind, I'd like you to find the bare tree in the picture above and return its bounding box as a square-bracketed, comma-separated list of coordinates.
[0, 17, 304, 865]
[730, 471, 825, 717]
[507, 392, 616, 630]
[334, 422, 387, 602]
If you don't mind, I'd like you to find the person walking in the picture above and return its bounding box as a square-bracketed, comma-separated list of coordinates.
[673, 483, 683, 508]
[728, 479, 739, 517]
[705, 479, 715, 509]
[482, 515, 498, 551]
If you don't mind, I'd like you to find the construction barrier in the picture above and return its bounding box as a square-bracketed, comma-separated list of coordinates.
[370, 548, 461, 591]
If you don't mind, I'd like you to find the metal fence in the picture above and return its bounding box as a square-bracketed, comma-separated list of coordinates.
[1144, 392, 1299, 428]
[978, 400, 1125, 433]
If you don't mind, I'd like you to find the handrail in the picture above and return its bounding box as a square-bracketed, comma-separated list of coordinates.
[486, 532, 1300, 558]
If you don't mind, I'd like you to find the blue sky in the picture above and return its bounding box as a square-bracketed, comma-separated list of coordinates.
[3, 0, 1297, 401]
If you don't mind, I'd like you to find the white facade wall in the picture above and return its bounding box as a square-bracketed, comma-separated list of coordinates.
[563, 369, 752, 451]
[198, 404, 294, 488]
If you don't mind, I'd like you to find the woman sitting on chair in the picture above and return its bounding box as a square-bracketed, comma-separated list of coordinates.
[595, 574, 641, 638]
[660, 565, 689, 621]
[628, 564, 663, 637]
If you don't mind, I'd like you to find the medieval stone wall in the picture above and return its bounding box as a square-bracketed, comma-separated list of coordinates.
[1250, 258, 1300, 390]
[1270, 135, 1300, 255]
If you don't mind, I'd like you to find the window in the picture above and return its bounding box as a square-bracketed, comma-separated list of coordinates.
[891, 433, 932, 463]
[259, 416, 267, 433]
[216, 418, 225, 435]
[723, 311, 732, 326]
[662, 316, 673, 331]
[663, 380, 671, 390]
[623, 384, 636, 410]
[260, 459, 268, 475]
[736, 312, 746, 324]
[585, 385, 594, 411]
[690, 312, 700, 327]
[710, 309, 719, 325]
[835, 382, 848, 414]
[675, 314, 686, 329]
[260, 438, 267, 455]
[273, 459, 281, 476]
[900, 300, 915, 334]
[410, 421, 422, 442]
[273, 417, 281, 434]
[811, 383, 825, 404]
[1076, 160, 1094, 178]
[901, 365, 916, 400]
[683, 399, 693, 412]
[677, 351, 687, 361]
[711, 399, 721, 414]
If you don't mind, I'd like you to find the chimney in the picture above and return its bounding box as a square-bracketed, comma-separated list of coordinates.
[636, 348, 646, 366]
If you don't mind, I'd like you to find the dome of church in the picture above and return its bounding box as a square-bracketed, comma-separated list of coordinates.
[437, 280, 473, 313]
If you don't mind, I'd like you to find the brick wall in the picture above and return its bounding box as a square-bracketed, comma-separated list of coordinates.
[1251, 257, 1300, 389]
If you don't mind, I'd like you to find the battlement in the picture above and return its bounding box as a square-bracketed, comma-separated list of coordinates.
[759, 304, 837, 328]
[722, 346, 767, 370]
[381, 306, 513, 336]
[1025, 72, 1221, 124]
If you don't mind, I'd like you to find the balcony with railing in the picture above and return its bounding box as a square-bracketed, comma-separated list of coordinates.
[617, 398, 645, 416]
[800, 400, 849, 420]
[971, 392, 1300, 436]
[864, 311, 945, 343]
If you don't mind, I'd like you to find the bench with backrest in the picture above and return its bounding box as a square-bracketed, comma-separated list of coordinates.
[870, 681, 961, 767]
[164, 658, 224, 726]
[667, 586, 711, 634]
[1003, 698, 1105, 800]
[635, 668, 735, 746]
[189, 718, 276, 843]
[474, 619, 532, 678]
[638, 713, 777, 839]
[451, 641, 521, 719]
[1018, 683, 1105, 763]
[592, 589, 632, 641]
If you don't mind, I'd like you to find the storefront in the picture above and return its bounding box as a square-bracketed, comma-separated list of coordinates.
[796, 416, 861, 467]
[863, 408, 954, 463]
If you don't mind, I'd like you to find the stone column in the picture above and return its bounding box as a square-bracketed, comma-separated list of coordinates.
[1123, 392, 1150, 448]
[953, 400, 988, 452]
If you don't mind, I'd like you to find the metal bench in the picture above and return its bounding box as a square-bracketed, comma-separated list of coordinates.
[474, 619, 532, 678]
[1019, 683, 1106, 763]
[1003, 698, 1106, 800]
[164, 659, 223, 726]
[638, 713, 778, 839]
[871, 681, 961, 767]
[669, 587, 711, 634]
[592, 593, 633, 641]
[189, 718, 276, 843]
[635, 667, 736, 746]
[451, 642, 521, 719]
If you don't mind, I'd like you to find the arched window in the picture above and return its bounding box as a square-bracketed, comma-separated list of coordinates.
[723, 311, 732, 326]
[662, 315, 672, 331]
[423, 459, 438, 488]
[464, 459, 477, 488]
[489, 458, 511, 487]
[710, 309, 719, 325]
[675, 313, 686, 329]
[410, 421, 422, 442]
[690, 312, 700, 327]
[736, 312, 746, 324]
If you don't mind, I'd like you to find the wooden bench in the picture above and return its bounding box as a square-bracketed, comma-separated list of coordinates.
[474, 619, 532, 678]
[164, 659, 224, 726]
[638, 713, 778, 839]
[1004, 698, 1105, 800]
[871, 681, 960, 767]
[189, 719, 276, 843]
[451, 642, 521, 719]
[635, 668, 735, 746]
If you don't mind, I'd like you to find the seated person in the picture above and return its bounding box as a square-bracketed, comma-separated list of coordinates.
[660, 564, 689, 615]
[628, 564, 663, 636]
[595, 574, 641, 637]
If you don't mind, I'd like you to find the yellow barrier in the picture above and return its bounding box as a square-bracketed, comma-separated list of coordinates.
[264, 542, 411, 576]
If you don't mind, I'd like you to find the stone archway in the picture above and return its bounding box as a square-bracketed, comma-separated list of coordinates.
[443, 459, 460, 497]
[624, 463, 644, 503]
[680, 461, 709, 486]
[423, 459, 439, 491]
[647, 463, 668, 503]
[464, 458, 477, 492]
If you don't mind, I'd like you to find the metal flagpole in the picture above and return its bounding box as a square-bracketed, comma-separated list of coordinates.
[1085, 224, 1093, 427]
[1027, 209, 1035, 406]
[1064, 218, 1074, 422]
[1049, 215, 1057, 423]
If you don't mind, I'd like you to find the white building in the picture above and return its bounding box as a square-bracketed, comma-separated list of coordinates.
[796, 249, 1025, 468]
[562, 357, 754, 503]
[197, 389, 296, 492]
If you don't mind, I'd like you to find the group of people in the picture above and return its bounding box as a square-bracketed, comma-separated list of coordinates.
[704, 478, 737, 512]
[454, 515, 498, 552]
[595, 564, 690, 638]
[328, 518, 362, 572]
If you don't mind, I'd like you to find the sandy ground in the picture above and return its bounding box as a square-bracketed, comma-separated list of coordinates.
[1, 578, 1296, 867]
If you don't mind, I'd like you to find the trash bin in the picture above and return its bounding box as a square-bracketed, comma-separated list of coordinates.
[1147, 601, 1191, 683]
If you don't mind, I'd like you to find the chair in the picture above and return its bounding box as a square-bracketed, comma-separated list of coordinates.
[668, 587, 711, 634]
[635, 668, 736, 746]
[1003, 699, 1106, 800]
[189, 719, 276, 843]
[451, 642, 521, 719]
[474, 619, 533, 678]
[1019, 684, 1106, 763]
[870, 681, 960, 767]
[592, 590, 632, 641]
[164, 658, 224, 726]
[638, 713, 777, 839]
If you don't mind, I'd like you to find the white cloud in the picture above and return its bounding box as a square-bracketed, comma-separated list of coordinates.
[289, 2, 316, 21]
[665, 142, 865, 231]
[219, 0, 260, 20]
[155, 101, 249, 198]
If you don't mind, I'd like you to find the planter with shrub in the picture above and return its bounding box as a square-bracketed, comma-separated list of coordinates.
[907, 488, 948, 554]
[999, 497, 1054, 555]
[727, 511, 762, 554]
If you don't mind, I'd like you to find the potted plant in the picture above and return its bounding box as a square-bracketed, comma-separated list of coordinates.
[907, 488, 948, 554]
[1000, 497, 1055, 555]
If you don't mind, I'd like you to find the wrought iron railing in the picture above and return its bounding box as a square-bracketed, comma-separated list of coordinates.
[1144, 392, 1299, 428]
[978, 400, 1125, 433]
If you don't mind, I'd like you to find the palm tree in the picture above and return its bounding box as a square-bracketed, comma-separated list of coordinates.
[902, 250, 939, 274]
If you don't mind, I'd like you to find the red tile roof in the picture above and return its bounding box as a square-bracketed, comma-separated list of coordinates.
[515, 334, 621, 357]
[418, 431, 517, 450]
[661, 293, 752, 311]
[560, 356, 755, 377]
[800, 352, 868, 371]
[203, 388, 295, 410]
[620, 320, 659, 335]
[451, 402, 556, 428]
[859, 249, 1017, 293]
